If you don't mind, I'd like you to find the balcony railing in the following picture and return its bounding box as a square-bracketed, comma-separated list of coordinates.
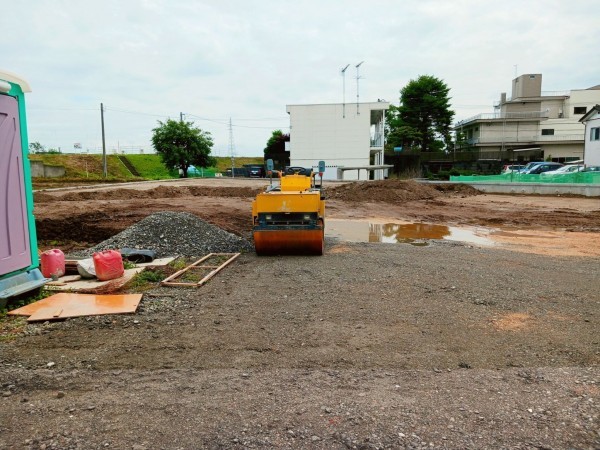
[370, 134, 384, 147]
[503, 91, 571, 102]
[466, 134, 583, 145]
[456, 110, 549, 126]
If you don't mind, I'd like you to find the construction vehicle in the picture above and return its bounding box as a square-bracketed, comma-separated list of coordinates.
[252, 160, 326, 255]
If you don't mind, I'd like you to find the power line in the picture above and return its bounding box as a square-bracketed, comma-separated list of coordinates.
[103, 106, 171, 118]
[28, 106, 97, 111]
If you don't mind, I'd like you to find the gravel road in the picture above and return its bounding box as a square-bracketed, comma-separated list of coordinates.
[1, 179, 598, 449]
[1, 240, 599, 449]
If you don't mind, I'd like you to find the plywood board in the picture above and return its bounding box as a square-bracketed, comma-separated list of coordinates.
[8, 293, 142, 321]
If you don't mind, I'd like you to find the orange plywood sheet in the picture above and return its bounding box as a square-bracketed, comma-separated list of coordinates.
[8, 293, 142, 321]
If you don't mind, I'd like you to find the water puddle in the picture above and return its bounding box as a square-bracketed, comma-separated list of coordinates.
[326, 220, 494, 247]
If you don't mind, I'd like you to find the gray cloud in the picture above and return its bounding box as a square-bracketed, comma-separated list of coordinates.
[3, 0, 599, 155]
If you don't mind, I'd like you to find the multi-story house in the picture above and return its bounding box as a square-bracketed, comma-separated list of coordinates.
[286, 101, 389, 180]
[580, 104, 600, 166]
[454, 74, 600, 163]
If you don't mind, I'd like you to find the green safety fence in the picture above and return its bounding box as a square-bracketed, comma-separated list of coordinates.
[450, 172, 600, 184]
[188, 167, 217, 178]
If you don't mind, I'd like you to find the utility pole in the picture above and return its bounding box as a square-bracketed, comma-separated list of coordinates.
[180, 112, 184, 122]
[355, 61, 364, 115]
[100, 103, 107, 178]
[229, 118, 235, 178]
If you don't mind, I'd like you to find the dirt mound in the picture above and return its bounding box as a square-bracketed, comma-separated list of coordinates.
[34, 186, 263, 203]
[326, 180, 477, 203]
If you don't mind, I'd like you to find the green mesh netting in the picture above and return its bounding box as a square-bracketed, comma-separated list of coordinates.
[450, 172, 600, 184]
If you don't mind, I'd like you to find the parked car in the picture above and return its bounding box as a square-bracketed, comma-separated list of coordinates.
[502, 164, 525, 173]
[521, 162, 563, 174]
[540, 164, 584, 175]
[517, 161, 545, 173]
[246, 165, 265, 178]
[581, 165, 600, 172]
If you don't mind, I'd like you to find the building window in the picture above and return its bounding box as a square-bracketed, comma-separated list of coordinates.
[574, 106, 587, 115]
[541, 129, 554, 136]
[591, 127, 600, 141]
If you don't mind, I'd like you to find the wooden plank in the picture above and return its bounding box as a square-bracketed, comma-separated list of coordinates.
[160, 254, 215, 284]
[197, 253, 240, 286]
[160, 253, 240, 287]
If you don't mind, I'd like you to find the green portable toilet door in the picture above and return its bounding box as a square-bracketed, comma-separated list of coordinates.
[0, 94, 32, 275]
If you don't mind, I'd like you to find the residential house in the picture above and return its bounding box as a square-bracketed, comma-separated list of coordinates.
[454, 74, 600, 163]
[286, 101, 389, 180]
[579, 104, 600, 166]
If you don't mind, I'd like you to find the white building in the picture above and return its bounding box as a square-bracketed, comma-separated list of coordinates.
[580, 104, 600, 166]
[286, 101, 390, 180]
[455, 74, 600, 162]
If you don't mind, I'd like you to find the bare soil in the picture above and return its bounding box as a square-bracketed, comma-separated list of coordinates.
[1, 178, 599, 449]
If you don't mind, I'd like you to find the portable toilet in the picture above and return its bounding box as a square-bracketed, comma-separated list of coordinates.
[0, 70, 47, 305]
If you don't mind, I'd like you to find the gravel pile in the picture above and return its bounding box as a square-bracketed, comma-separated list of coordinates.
[72, 211, 253, 258]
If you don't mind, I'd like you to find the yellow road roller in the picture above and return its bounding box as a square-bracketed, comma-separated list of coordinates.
[252, 161, 326, 256]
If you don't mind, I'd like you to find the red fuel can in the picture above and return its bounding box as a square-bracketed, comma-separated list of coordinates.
[93, 250, 124, 281]
[40, 249, 66, 278]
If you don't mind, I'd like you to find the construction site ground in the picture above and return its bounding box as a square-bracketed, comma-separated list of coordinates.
[1, 178, 599, 449]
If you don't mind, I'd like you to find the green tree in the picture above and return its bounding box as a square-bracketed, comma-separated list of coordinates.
[386, 75, 454, 153]
[151, 119, 215, 178]
[264, 130, 290, 155]
[29, 141, 45, 153]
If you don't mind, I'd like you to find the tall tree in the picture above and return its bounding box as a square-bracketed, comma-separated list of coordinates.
[386, 75, 454, 153]
[28, 141, 45, 153]
[151, 119, 215, 178]
[264, 130, 290, 155]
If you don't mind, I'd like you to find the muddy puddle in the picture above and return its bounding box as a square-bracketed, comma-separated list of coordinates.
[326, 219, 494, 247]
[326, 219, 600, 257]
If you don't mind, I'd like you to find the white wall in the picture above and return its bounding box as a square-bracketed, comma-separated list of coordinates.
[584, 115, 600, 166]
[566, 90, 600, 119]
[286, 102, 389, 180]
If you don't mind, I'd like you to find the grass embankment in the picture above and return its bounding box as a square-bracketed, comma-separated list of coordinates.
[29, 154, 265, 187]
[29, 154, 142, 185]
[124, 154, 173, 179]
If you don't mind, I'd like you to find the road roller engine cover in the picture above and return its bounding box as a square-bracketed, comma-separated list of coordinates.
[252, 160, 326, 255]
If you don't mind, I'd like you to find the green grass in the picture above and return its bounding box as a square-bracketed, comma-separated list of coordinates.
[124, 154, 175, 179]
[0, 288, 54, 342]
[121, 155, 265, 178]
[29, 154, 140, 180]
[126, 269, 165, 291]
[29, 153, 265, 182]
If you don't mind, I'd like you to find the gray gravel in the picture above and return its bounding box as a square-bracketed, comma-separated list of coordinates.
[70, 211, 253, 258]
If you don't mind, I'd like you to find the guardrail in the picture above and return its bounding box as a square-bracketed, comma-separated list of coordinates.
[467, 134, 583, 144]
[456, 111, 549, 126]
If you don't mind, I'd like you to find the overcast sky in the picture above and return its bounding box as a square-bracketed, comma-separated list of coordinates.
[3, 0, 599, 156]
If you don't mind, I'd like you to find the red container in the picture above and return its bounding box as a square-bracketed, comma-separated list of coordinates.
[93, 250, 124, 281]
[40, 249, 65, 278]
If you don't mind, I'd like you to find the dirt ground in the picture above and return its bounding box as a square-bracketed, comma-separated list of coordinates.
[33, 178, 600, 257]
[1, 178, 599, 449]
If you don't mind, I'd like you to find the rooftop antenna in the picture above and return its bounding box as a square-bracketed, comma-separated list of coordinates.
[341, 64, 350, 118]
[355, 61, 364, 115]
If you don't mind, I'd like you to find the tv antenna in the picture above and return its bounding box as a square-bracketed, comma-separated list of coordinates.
[341, 64, 350, 118]
[355, 61, 364, 115]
